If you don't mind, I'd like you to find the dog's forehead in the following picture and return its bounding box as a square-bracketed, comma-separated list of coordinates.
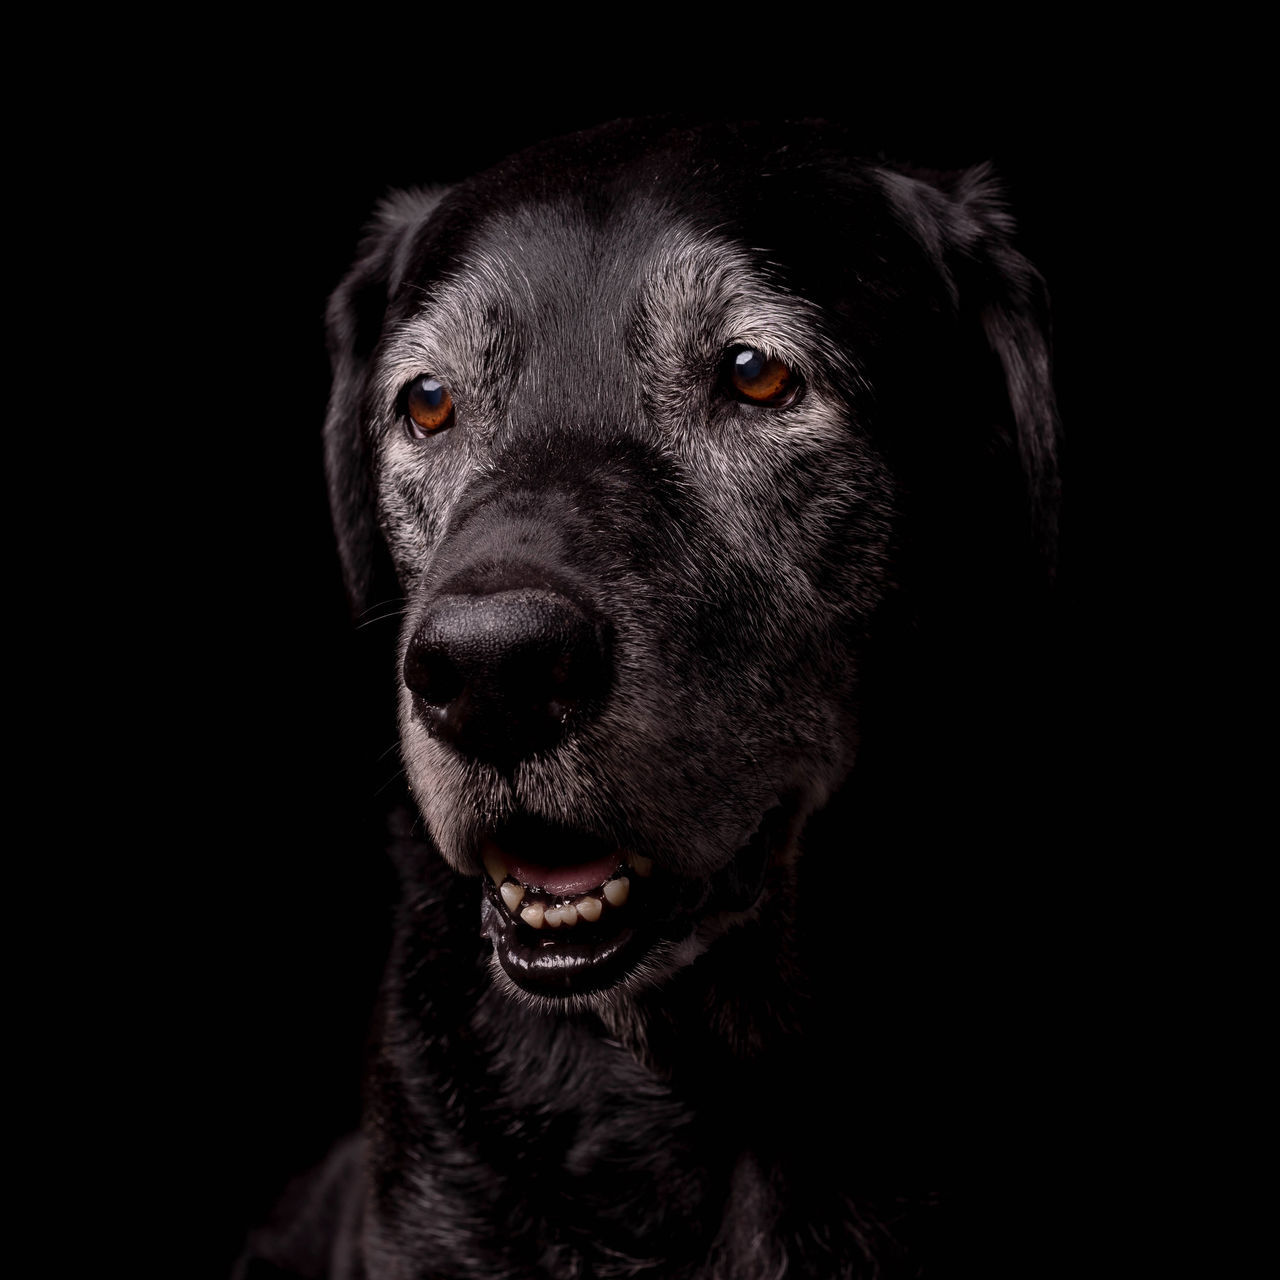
[383, 191, 851, 394]
[445, 197, 676, 330]
[373, 124, 950, 393]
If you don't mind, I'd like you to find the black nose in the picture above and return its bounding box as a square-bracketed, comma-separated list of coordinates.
[403, 589, 609, 764]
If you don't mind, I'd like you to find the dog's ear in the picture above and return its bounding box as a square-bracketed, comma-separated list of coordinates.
[875, 164, 1061, 570]
[324, 188, 449, 617]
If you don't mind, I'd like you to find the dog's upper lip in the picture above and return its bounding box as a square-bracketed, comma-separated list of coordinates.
[486, 845, 623, 896]
[481, 836, 654, 913]
[476, 817, 652, 889]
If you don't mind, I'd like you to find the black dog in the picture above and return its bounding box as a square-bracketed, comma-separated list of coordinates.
[243, 119, 1061, 1278]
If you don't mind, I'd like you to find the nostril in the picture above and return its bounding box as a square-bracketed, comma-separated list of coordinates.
[403, 644, 464, 709]
[544, 647, 597, 719]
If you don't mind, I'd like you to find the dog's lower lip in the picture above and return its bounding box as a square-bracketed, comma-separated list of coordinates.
[482, 890, 649, 994]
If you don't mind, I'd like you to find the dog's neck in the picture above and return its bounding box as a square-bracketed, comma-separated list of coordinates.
[590, 859, 805, 1071]
[365, 806, 946, 1276]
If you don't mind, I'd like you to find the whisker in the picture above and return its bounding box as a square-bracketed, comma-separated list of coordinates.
[355, 596, 408, 630]
[375, 765, 408, 798]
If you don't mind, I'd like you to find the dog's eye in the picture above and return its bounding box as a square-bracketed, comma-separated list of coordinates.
[723, 347, 799, 407]
[404, 376, 455, 437]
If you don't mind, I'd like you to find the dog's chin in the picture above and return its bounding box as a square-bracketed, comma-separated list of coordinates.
[474, 800, 797, 1011]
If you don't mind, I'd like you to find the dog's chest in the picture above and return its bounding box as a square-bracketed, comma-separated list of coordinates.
[367, 995, 813, 1279]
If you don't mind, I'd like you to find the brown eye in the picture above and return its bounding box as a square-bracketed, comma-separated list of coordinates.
[723, 347, 799, 406]
[404, 376, 454, 437]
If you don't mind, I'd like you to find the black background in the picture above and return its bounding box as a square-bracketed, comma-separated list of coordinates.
[136, 38, 1143, 1277]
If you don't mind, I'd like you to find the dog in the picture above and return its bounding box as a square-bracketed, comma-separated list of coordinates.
[241, 118, 1061, 1278]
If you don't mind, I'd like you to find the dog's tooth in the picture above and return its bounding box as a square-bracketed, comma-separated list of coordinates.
[576, 895, 602, 923]
[603, 877, 630, 907]
[482, 846, 507, 886]
[544, 906, 566, 928]
[628, 854, 654, 878]
[500, 881, 525, 913]
[521, 902, 545, 929]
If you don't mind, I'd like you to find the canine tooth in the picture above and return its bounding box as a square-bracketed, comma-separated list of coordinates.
[482, 847, 507, 886]
[544, 906, 565, 927]
[521, 902, 545, 929]
[603, 877, 630, 907]
[576, 895, 602, 923]
[628, 854, 654, 878]
[500, 881, 525, 912]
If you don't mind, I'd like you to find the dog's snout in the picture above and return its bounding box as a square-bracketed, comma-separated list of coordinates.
[404, 589, 609, 764]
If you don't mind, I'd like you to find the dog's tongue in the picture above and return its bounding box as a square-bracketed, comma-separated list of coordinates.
[507, 851, 622, 895]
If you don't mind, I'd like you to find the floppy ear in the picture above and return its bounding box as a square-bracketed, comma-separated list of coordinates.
[875, 164, 1062, 571]
[324, 187, 450, 617]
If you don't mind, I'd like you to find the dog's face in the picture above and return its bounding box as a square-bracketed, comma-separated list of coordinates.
[325, 121, 1056, 1010]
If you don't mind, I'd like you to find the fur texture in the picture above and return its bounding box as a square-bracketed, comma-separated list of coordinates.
[241, 119, 1061, 1279]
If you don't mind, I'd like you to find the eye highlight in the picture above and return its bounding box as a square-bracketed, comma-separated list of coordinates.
[722, 347, 799, 407]
[404, 376, 454, 437]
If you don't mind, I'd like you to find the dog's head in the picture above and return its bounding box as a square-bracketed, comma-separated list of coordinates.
[324, 120, 1059, 1011]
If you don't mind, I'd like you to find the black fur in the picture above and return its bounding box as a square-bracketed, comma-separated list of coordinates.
[241, 119, 1061, 1279]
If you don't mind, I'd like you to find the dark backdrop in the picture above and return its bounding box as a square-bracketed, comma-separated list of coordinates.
[172, 49, 1128, 1277]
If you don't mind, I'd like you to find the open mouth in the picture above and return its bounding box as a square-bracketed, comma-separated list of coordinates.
[477, 804, 792, 998]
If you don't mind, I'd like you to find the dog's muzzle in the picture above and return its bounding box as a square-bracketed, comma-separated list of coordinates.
[400, 572, 787, 999]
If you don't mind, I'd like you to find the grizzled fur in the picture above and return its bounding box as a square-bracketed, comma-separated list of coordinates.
[241, 119, 1060, 1278]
